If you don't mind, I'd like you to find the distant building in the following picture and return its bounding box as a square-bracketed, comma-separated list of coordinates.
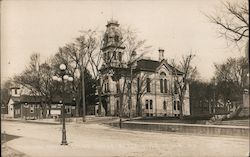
[99, 20, 190, 117]
[5, 87, 77, 119]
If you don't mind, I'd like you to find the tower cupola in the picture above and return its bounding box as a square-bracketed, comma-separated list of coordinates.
[102, 19, 125, 68]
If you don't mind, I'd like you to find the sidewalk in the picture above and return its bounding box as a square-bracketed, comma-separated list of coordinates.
[2, 116, 119, 125]
[2, 118, 60, 125]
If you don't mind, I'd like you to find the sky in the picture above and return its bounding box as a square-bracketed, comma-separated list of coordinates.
[1, 0, 245, 84]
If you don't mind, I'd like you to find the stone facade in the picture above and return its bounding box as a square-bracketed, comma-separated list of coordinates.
[99, 20, 190, 117]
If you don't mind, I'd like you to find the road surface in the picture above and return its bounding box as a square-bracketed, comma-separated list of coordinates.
[1, 121, 249, 157]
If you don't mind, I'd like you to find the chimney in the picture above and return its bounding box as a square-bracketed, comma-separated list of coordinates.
[159, 48, 165, 61]
[10, 87, 21, 97]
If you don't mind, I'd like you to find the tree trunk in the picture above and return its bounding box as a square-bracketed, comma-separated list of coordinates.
[97, 86, 103, 116]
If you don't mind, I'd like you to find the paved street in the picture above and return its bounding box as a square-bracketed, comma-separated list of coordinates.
[1, 120, 249, 157]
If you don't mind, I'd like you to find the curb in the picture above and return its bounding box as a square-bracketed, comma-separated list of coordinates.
[2, 119, 60, 125]
[106, 121, 249, 138]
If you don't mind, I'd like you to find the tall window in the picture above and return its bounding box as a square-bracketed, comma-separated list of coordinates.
[118, 52, 122, 61]
[160, 79, 163, 93]
[160, 72, 167, 93]
[174, 101, 176, 110]
[163, 101, 167, 110]
[174, 81, 178, 94]
[150, 100, 153, 109]
[145, 100, 149, 109]
[15, 89, 18, 94]
[164, 79, 167, 93]
[177, 101, 180, 110]
[146, 78, 151, 92]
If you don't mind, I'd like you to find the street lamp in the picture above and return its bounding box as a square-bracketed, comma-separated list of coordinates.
[52, 63, 73, 145]
[24, 103, 28, 120]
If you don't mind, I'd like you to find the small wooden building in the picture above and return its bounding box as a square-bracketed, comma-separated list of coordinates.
[6, 87, 76, 119]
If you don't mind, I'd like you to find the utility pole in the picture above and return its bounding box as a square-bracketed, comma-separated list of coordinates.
[81, 57, 86, 122]
[129, 51, 136, 120]
[129, 65, 133, 120]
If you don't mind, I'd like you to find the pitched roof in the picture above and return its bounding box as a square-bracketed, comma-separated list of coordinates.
[20, 95, 43, 103]
[135, 59, 183, 74]
[11, 96, 21, 103]
[10, 95, 75, 104]
[136, 59, 161, 72]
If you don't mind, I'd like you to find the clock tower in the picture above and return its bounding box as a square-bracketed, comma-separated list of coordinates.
[101, 19, 125, 68]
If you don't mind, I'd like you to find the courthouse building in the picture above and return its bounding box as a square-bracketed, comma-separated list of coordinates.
[99, 20, 190, 117]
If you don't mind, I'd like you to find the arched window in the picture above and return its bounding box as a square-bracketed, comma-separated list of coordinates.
[146, 78, 151, 92]
[160, 72, 168, 93]
[163, 101, 167, 110]
[160, 79, 163, 93]
[164, 79, 167, 93]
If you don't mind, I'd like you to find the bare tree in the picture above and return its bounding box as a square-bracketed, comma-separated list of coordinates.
[13, 53, 53, 118]
[134, 73, 153, 117]
[171, 54, 195, 119]
[1, 79, 14, 108]
[214, 56, 248, 103]
[51, 33, 98, 120]
[205, 0, 249, 49]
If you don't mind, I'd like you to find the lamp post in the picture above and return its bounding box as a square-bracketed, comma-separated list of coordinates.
[24, 103, 28, 120]
[52, 63, 73, 145]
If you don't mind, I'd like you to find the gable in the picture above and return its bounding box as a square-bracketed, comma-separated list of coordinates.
[156, 60, 184, 75]
[157, 63, 172, 75]
[7, 99, 15, 108]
